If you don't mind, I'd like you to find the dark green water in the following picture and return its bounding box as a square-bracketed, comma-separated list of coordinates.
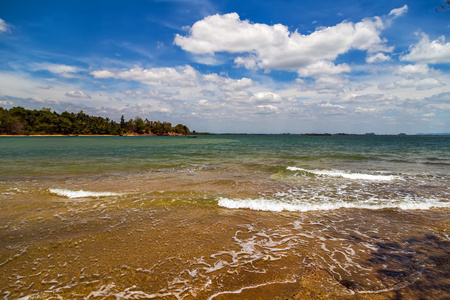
[0, 135, 449, 299]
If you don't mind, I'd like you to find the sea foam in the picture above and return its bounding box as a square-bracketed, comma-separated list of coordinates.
[49, 188, 122, 199]
[287, 167, 399, 181]
[217, 197, 449, 212]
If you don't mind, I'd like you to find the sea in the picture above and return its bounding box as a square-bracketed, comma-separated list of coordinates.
[0, 135, 448, 299]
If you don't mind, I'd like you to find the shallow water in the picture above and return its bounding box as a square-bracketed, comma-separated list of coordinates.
[0, 135, 449, 299]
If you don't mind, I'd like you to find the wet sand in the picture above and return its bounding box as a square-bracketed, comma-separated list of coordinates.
[1, 166, 449, 299]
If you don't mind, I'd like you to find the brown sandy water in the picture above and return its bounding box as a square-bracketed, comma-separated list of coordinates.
[1, 164, 449, 300]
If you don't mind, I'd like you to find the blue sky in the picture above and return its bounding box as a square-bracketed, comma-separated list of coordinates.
[0, 0, 449, 134]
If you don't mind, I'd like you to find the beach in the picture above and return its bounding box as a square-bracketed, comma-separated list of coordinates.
[0, 135, 449, 299]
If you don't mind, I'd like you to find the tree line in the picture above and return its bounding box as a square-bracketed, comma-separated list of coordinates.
[0, 107, 190, 136]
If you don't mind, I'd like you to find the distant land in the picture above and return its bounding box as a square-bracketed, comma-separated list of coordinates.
[178, 131, 450, 136]
[212, 132, 450, 136]
[0, 106, 190, 136]
[416, 133, 450, 136]
[1, 106, 448, 137]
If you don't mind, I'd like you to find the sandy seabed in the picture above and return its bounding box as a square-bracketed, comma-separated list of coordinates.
[0, 165, 449, 300]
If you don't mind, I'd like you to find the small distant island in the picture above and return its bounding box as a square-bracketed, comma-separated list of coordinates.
[0, 107, 190, 136]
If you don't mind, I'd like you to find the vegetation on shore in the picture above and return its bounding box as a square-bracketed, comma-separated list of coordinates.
[0, 107, 190, 136]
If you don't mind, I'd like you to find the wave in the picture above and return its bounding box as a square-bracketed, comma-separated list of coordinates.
[217, 197, 450, 212]
[287, 167, 399, 181]
[49, 188, 123, 199]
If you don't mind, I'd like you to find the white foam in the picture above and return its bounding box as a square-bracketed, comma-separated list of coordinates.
[207, 278, 298, 300]
[49, 188, 122, 199]
[287, 167, 399, 181]
[217, 197, 450, 212]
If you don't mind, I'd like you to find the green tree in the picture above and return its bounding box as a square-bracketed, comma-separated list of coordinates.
[134, 117, 146, 134]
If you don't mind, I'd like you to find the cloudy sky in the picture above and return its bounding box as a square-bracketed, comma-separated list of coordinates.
[1, 0, 449, 134]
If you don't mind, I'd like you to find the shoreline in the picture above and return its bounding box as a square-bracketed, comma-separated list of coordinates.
[0, 133, 187, 137]
[0, 135, 448, 299]
[1, 133, 450, 137]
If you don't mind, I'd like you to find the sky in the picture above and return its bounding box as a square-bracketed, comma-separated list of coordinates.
[0, 0, 449, 134]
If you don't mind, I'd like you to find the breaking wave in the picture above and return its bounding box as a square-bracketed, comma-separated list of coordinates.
[49, 188, 123, 199]
[218, 195, 450, 212]
[287, 167, 399, 181]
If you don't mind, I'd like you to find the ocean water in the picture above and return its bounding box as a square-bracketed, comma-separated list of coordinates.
[0, 135, 449, 299]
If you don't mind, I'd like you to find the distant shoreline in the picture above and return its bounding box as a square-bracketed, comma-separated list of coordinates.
[1, 133, 448, 137]
[0, 133, 187, 137]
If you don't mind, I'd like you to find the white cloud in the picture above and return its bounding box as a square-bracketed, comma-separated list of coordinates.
[319, 103, 345, 109]
[311, 76, 349, 93]
[191, 55, 224, 66]
[203, 73, 253, 91]
[91, 70, 115, 78]
[256, 104, 279, 114]
[32, 63, 81, 78]
[91, 65, 199, 87]
[401, 33, 450, 64]
[222, 91, 252, 103]
[121, 89, 176, 101]
[394, 64, 438, 77]
[153, 107, 172, 113]
[174, 13, 288, 55]
[33, 63, 79, 74]
[366, 52, 391, 63]
[174, 8, 404, 72]
[0, 18, 11, 33]
[30, 97, 60, 105]
[379, 78, 444, 90]
[0, 100, 14, 105]
[297, 60, 351, 77]
[197, 99, 209, 106]
[355, 107, 376, 113]
[65, 90, 91, 98]
[234, 55, 258, 70]
[406, 78, 445, 90]
[250, 92, 282, 104]
[388, 5, 408, 18]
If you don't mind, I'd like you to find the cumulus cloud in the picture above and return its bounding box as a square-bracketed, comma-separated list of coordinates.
[256, 104, 279, 114]
[378, 63, 445, 90]
[197, 99, 210, 106]
[121, 89, 176, 102]
[401, 33, 450, 64]
[65, 90, 91, 98]
[250, 92, 282, 104]
[366, 52, 391, 63]
[222, 91, 252, 103]
[174, 13, 287, 55]
[30, 97, 60, 105]
[319, 103, 345, 109]
[0, 18, 11, 33]
[174, 7, 405, 72]
[91, 70, 115, 78]
[297, 60, 351, 77]
[91, 65, 199, 87]
[379, 78, 444, 90]
[0, 100, 14, 105]
[394, 64, 438, 77]
[355, 107, 376, 113]
[304, 76, 349, 93]
[203, 73, 253, 91]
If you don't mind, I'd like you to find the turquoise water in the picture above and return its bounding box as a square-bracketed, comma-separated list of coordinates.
[1, 135, 448, 176]
[0, 135, 449, 299]
[1, 135, 449, 210]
